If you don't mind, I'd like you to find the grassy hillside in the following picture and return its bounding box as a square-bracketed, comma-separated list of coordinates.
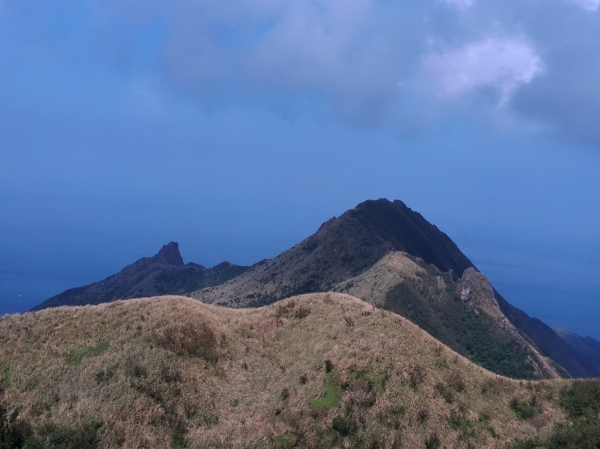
[333, 252, 561, 380]
[195, 251, 560, 381]
[0, 294, 595, 448]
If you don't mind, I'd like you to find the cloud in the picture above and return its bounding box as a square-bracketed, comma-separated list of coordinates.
[115, 0, 426, 123]
[564, 0, 599, 11]
[6, 0, 600, 143]
[425, 37, 544, 105]
[438, 0, 474, 9]
[98, 0, 600, 142]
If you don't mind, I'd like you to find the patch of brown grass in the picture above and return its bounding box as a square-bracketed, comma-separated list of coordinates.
[154, 321, 218, 362]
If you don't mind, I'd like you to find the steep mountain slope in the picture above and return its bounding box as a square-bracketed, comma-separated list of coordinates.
[554, 327, 600, 373]
[193, 199, 598, 379]
[33, 242, 247, 310]
[335, 256, 562, 379]
[492, 294, 599, 380]
[0, 294, 575, 448]
[192, 199, 474, 307]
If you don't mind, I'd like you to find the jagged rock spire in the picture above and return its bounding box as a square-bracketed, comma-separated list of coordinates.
[153, 242, 184, 266]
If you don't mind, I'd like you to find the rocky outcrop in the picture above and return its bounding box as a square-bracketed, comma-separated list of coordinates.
[456, 268, 503, 319]
[152, 242, 185, 266]
[32, 243, 247, 310]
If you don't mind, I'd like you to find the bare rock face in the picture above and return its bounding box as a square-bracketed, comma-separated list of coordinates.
[153, 242, 185, 266]
[456, 267, 502, 320]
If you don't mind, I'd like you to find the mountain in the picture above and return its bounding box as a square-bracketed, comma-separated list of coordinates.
[32, 242, 248, 311]
[554, 327, 600, 373]
[3, 294, 599, 448]
[32, 199, 600, 380]
[192, 199, 599, 379]
[192, 199, 475, 307]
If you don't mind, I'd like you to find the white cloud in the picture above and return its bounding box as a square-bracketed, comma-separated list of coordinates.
[425, 37, 544, 105]
[564, 0, 599, 11]
[130, 0, 415, 122]
[72, 0, 600, 138]
[438, 0, 474, 9]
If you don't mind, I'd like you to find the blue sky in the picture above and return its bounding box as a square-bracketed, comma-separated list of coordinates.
[1, 0, 599, 339]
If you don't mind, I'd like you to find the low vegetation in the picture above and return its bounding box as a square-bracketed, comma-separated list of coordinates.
[384, 269, 538, 379]
[0, 293, 593, 448]
[509, 379, 600, 448]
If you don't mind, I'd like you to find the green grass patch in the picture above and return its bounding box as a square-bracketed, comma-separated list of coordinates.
[93, 340, 110, 355]
[349, 369, 385, 392]
[64, 341, 110, 365]
[26, 376, 39, 391]
[273, 434, 298, 449]
[310, 372, 338, 412]
[1, 363, 11, 388]
[447, 411, 475, 439]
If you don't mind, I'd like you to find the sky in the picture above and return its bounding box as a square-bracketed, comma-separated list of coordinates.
[1, 0, 599, 339]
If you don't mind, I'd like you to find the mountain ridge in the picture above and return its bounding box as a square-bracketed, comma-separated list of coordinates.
[192, 199, 475, 307]
[192, 199, 598, 379]
[32, 198, 600, 379]
[553, 327, 600, 374]
[32, 242, 248, 311]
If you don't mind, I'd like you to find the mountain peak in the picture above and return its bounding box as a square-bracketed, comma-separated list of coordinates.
[347, 198, 475, 279]
[153, 242, 184, 266]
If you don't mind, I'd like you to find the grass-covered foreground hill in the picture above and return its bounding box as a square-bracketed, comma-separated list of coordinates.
[1, 294, 599, 448]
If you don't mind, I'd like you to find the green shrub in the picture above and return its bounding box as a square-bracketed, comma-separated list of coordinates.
[417, 408, 429, 423]
[325, 360, 334, 373]
[0, 404, 30, 449]
[447, 411, 474, 439]
[448, 370, 466, 392]
[509, 380, 600, 448]
[560, 379, 600, 419]
[332, 416, 356, 436]
[510, 396, 541, 420]
[425, 432, 440, 449]
[409, 364, 425, 389]
[435, 382, 454, 404]
[293, 306, 311, 319]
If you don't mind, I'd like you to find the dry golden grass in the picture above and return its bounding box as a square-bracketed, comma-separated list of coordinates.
[0, 293, 568, 448]
[332, 252, 423, 307]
